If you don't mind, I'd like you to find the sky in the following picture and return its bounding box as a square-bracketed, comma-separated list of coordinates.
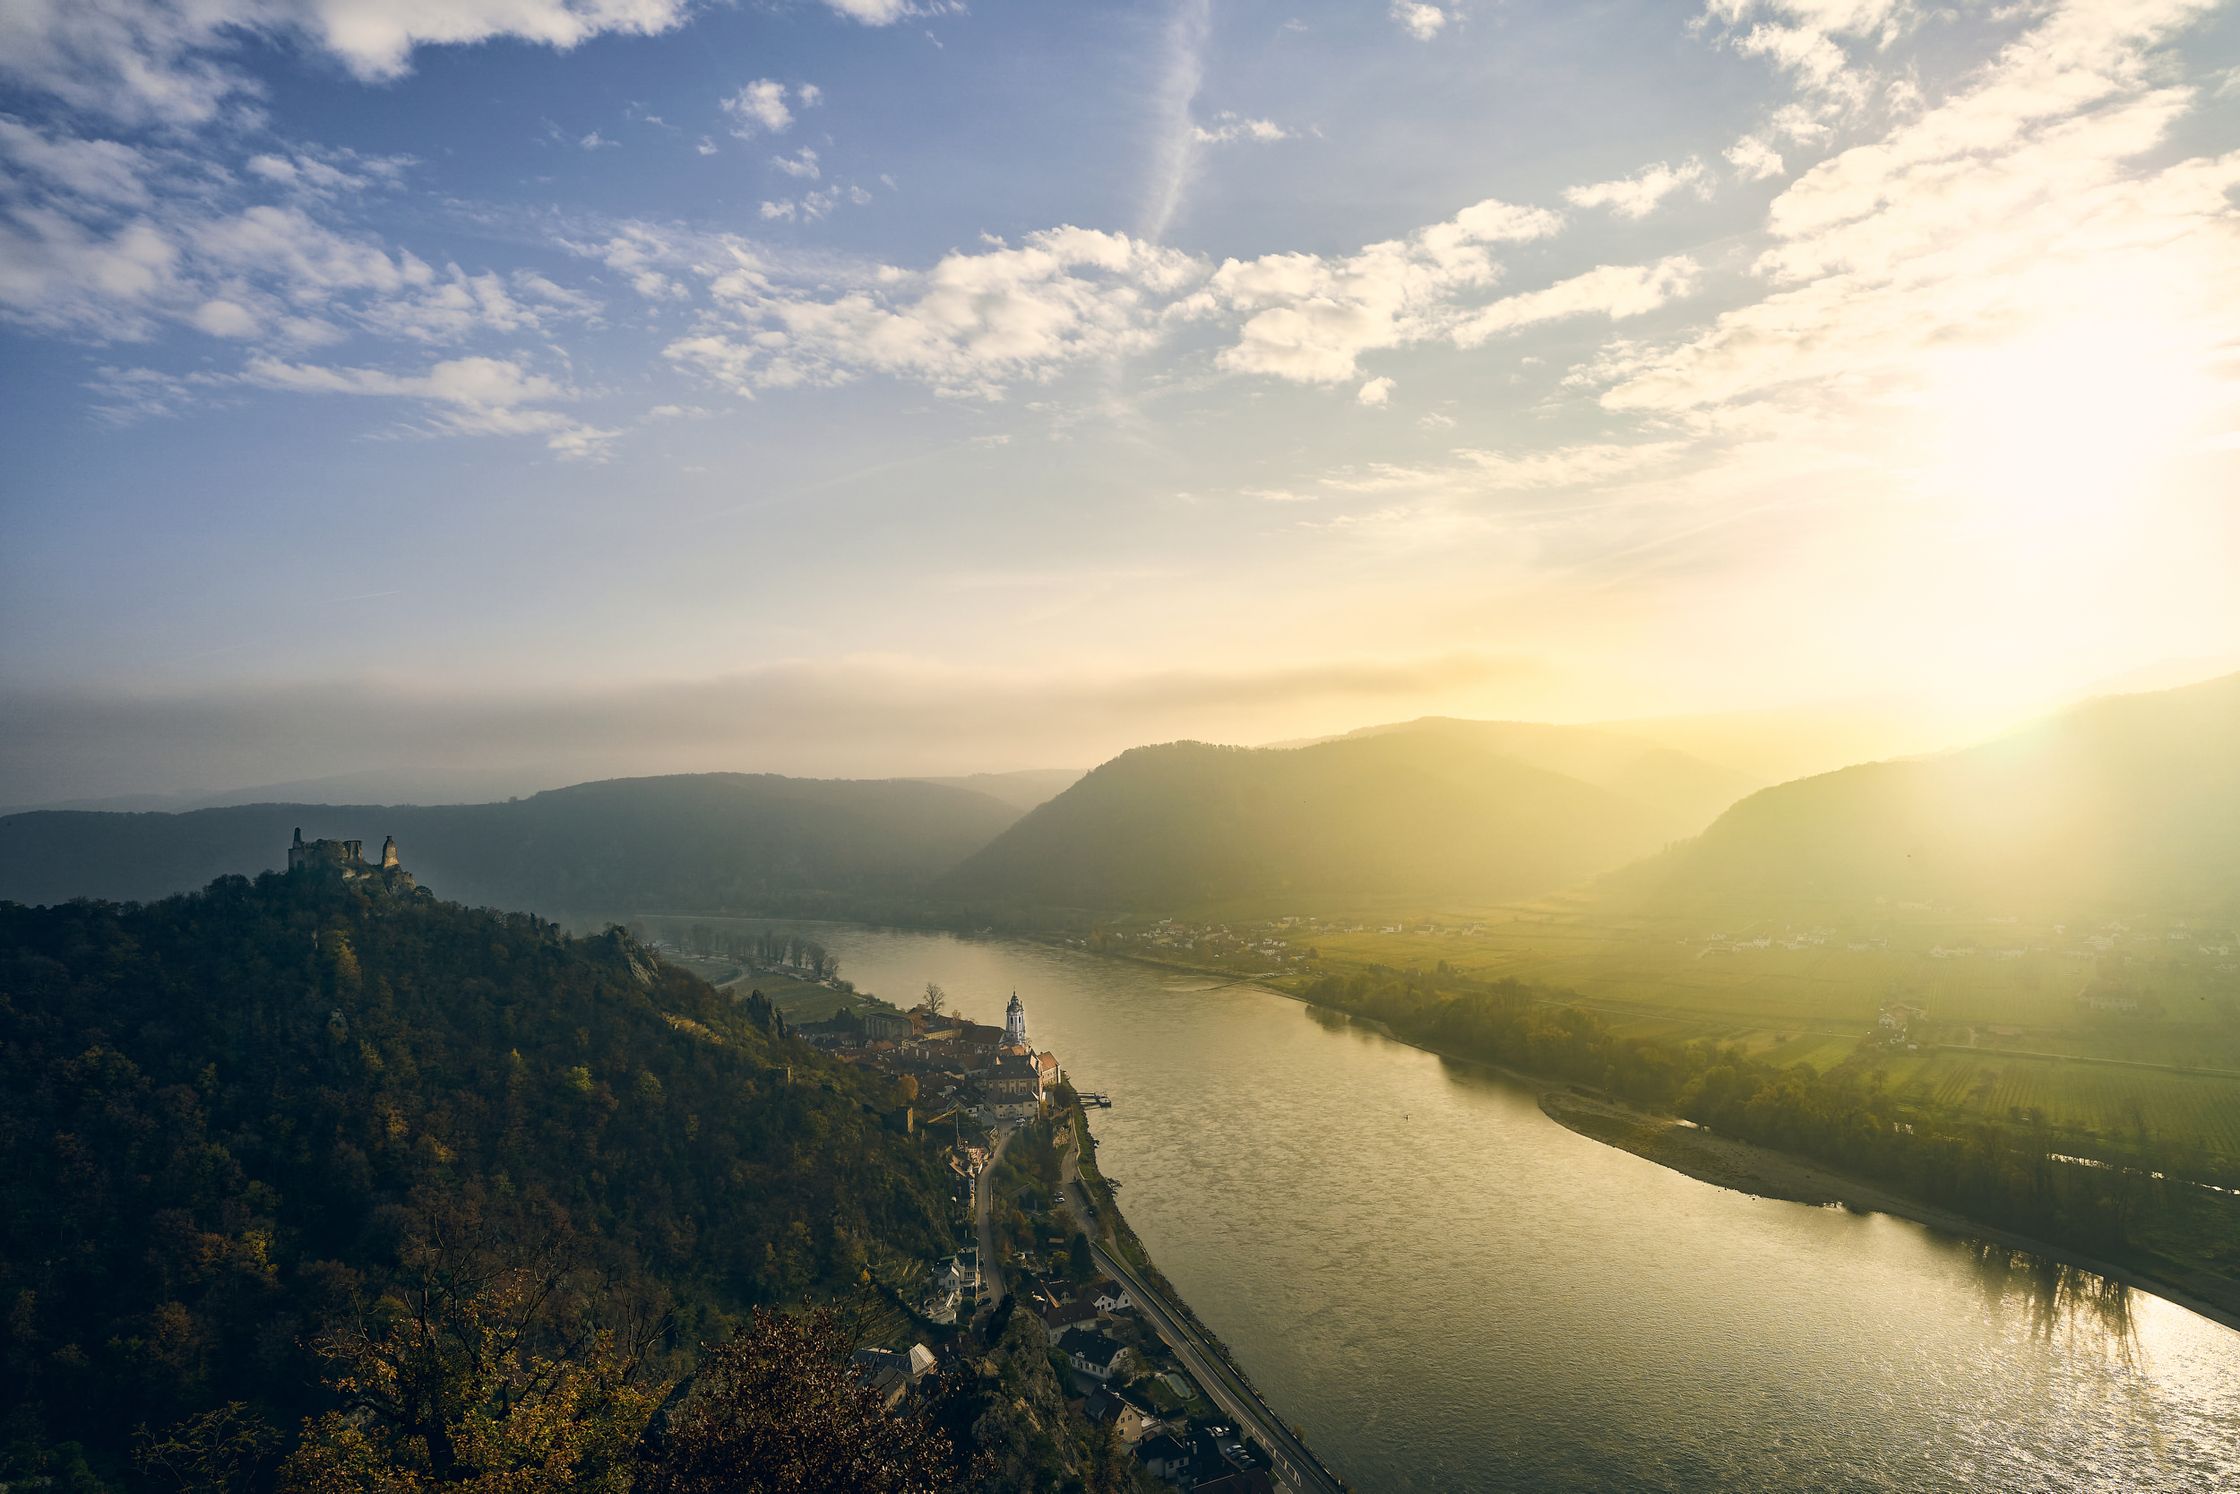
[2, 0, 2238, 804]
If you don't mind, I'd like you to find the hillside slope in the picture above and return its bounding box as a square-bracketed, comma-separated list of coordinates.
[1613, 672, 2240, 915]
[0, 772, 1022, 912]
[0, 867, 953, 1484]
[948, 727, 1716, 911]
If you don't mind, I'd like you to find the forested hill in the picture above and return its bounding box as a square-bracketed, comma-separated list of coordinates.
[1610, 672, 2240, 915]
[0, 772, 1022, 912]
[946, 725, 1730, 912]
[0, 869, 954, 1486]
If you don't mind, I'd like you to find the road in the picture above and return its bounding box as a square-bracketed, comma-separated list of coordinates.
[974, 1123, 1014, 1309]
[1057, 1137, 1347, 1494]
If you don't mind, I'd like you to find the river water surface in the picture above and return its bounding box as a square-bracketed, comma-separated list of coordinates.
[732, 922, 2240, 1492]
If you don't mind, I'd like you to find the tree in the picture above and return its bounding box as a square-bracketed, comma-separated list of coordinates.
[279, 1214, 666, 1493]
[1065, 1232, 1094, 1282]
[923, 983, 947, 1017]
[634, 1308, 954, 1494]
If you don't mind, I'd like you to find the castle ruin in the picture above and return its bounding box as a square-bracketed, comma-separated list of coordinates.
[287, 828, 416, 891]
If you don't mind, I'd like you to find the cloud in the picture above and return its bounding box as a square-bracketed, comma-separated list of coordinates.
[1208, 196, 1565, 383]
[821, 0, 915, 22]
[1357, 376, 1395, 406]
[0, 115, 150, 205]
[579, 130, 619, 150]
[724, 79, 814, 136]
[1725, 134, 1786, 180]
[771, 147, 821, 179]
[1192, 112, 1294, 145]
[0, 0, 693, 125]
[241, 352, 618, 457]
[1391, 3, 1449, 41]
[1452, 256, 1702, 346]
[1544, 0, 2240, 625]
[666, 226, 1206, 398]
[1563, 158, 1712, 219]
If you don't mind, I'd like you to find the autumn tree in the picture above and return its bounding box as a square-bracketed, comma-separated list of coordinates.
[634, 1307, 954, 1494]
[279, 1212, 667, 1493]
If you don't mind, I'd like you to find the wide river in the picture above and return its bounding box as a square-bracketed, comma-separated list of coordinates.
[742, 922, 2240, 1491]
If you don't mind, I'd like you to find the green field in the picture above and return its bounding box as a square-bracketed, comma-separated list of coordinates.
[1236, 895, 2240, 1169]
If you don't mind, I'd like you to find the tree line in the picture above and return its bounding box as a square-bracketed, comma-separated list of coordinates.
[1302, 969, 2238, 1282]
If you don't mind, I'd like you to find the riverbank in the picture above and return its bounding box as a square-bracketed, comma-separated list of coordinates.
[1534, 1086, 2240, 1335]
[1060, 1103, 1349, 1494]
[1050, 941, 2240, 1335]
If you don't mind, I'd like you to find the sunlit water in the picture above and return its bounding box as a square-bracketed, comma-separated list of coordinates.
[717, 922, 2240, 1492]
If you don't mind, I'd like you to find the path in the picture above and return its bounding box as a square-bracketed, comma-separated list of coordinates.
[974, 1123, 1014, 1309]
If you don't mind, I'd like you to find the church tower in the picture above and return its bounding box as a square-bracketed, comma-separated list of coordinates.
[1005, 991, 1027, 1048]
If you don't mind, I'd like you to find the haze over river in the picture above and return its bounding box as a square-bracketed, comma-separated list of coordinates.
[746, 923, 2240, 1492]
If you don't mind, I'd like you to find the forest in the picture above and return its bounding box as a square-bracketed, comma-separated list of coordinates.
[0, 872, 1131, 1491]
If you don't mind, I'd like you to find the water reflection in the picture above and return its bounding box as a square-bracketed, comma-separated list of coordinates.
[1964, 1241, 2139, 1354]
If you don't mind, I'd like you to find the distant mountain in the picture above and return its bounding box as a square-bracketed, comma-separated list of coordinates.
[1320, 718, 1755, 831]
[911, 767, 1084, 813]
[0, 772, 1023, 913]
[946, 721, 1743, 911]
[1612, 673, 2240, 915]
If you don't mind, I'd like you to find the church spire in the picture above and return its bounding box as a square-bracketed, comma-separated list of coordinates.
[1005, 990, 1027, 1047]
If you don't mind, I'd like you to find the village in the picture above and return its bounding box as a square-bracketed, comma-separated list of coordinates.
[712, 958, 1299, 1493]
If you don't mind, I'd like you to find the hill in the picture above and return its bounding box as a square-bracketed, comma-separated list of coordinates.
[947, 723, 1738, 912]
[0, 864, 960, 1486]
[1613, 672, 2240, 916]
[0, 772, 1023, 913]
[910, 768, 1084, 814]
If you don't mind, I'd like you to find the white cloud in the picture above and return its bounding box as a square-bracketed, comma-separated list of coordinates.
[1209, 196, 1564, 383]
[1192, 112, 1294, 145]
[190, 297, 259, 337]
[1726, 134, 1786, 181]
[724, 79, 802, 136]
[822, 0, 914, 21]
[573, 224, 691, 301]
[0, 209, 181, 338]
[0, 0, 693, 125]
[242, 352, 617, 457]
[0, 116, 150, 205]
[666, 226, 1207, 399]
[1563, 158, 1712, 219]
[1357, 376, 1395, 406]
[1452, 256, 1702, 346]
[579, 130, 619, 151]
[771, 147, 822, 179]
[1391, 3, 1448, 41]
[1585, 0, 2240, 493]
[240, 146, 410, 196]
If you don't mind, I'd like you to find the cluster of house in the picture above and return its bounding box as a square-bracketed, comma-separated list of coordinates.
[1074, 917, 1326, 972]
[851, 1341, 939, 1411]
[799, 990, 1062, 1127]
[1014, 1276, 1275, 1492]
[917, 1249, 980, 1327]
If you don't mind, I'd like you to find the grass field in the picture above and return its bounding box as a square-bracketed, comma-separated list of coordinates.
[1862, 1048, 2240, 1159]
[1222, 892, 2240, 1168]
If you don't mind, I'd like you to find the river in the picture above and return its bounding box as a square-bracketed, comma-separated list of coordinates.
[705, 920, 2240, 1492]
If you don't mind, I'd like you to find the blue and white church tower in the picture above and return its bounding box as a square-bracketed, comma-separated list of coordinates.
[1005, 991, 1028, 1047]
